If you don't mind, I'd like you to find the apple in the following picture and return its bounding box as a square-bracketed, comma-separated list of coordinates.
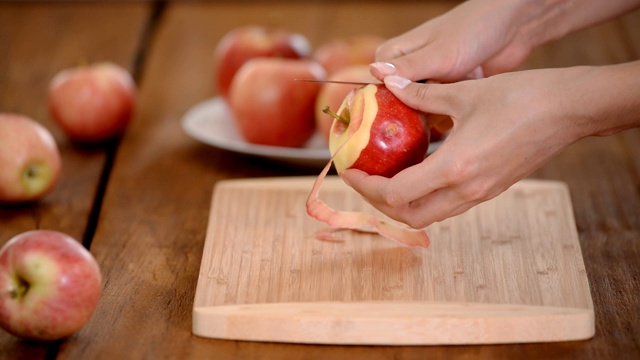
[313, 34, 385, 75]
[430, 126, 448, 142]
[0, 230, 102, 341]
[326, 84, 429, 178]
[228, 57, 326, 148]
[314, 65, 378, 144]
[0, 114, 62, 203]
[48, 62, 136, 143]
[214, 25, 312, 98]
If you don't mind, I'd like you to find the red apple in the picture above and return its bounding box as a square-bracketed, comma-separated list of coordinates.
[48, 62, 136, 143]
[0, 114, 62, 203]
[214, 25, 311, 98]
[228, 57, 326, 148]
[326, 84, 429, 178]
[313, 34, 385, 75]
[315, 65, 378, 144]
[0, 230, 102, 341]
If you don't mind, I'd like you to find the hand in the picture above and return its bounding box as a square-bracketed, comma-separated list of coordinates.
[341, 68, 590, 229]
[371, 0, 540, 82]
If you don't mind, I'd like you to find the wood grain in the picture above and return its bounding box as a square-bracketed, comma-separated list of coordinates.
[1, 1, 638, 359]
[193, 177, 593, 345]
[0, 2, 151, 357]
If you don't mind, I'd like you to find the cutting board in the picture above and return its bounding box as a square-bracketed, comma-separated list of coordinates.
[192, 176, 594, 345]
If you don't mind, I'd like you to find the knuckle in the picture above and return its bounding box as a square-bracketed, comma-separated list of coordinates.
[445, 157, 492, 202]
[446, 157, 476, 185]
[412, 83, 433, 104]
[376, 44, 402, 62]
[382, 185, 407, 208]
[403, 214, 430, 230]
[458, 182, 491, 203]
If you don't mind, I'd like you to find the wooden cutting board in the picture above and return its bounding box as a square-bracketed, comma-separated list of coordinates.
[192, 176, 594, 345]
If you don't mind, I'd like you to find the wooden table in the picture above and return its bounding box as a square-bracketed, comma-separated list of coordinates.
[1, 1, 638, 358]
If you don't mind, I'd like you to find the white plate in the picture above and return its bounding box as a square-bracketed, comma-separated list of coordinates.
[181, 97, 442, 168]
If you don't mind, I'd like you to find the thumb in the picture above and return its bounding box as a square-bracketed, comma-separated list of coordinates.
[383, 75, 455, 116]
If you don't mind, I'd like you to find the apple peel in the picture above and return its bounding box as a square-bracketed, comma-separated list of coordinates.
[306, 151, 430, 248]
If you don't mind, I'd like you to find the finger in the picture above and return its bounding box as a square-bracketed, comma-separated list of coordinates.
[396, 186, 480, 229]
[383, 76, 459, 116]
[342, 168, 471, 230]
[342, 149, 451, 210]
[375, 22, 432, 63]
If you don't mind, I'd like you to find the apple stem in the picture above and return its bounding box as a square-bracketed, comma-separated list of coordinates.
[322, 106, 349, 125]
[9, 276, 29, 300]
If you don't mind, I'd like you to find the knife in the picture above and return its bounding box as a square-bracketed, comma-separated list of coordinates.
[294, 79, 377, 86]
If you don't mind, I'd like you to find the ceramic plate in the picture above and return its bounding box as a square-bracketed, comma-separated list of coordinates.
[181, 97, 442, 168]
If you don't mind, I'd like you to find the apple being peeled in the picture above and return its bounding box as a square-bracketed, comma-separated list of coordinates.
[48, 62, 136, 143]
[214, 25, 311, 98]
[327, 84, 429, 178]
[0, 114, 61, 203]
[0, 230, 102, 341]
[313, 34, 385, 75]
[315, 65, 378, 144]
[228, 58, 326, 147]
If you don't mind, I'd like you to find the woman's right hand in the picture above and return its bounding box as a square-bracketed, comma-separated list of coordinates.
[371, 0, 552, 82]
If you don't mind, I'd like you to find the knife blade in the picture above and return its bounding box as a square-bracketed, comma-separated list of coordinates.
[294, 79, 378, 86]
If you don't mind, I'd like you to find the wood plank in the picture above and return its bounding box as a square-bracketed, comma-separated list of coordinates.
[0, 2, 150, 240]
[50, 1, 640, 359]
[0, 1, 151, 356]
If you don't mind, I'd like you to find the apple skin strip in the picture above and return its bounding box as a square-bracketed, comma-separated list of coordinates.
[306, 156, 430, 248]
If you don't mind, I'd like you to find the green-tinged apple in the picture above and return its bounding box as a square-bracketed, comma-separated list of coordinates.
[0, 114, 62, 203]
[326, 84, 429, 178]
[313, 34, 385, 75]
[315, 65, 378, 144]
[228, 58, 326, 147]
[214, 25, 311, 98]
[0, 230, 102, 341]
[48, 62, 136, 143]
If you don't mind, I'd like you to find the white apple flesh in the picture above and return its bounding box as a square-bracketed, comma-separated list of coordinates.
[314, 64, 378, 144]
[0, 114, 62, 203]
[328, 84, 429, 178]
[0, 230, 102, 341]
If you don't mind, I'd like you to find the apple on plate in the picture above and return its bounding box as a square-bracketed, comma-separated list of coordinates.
[228, 57, 326, 148]
[214, 25, 312, 98]
[0, 230, 102, 341]
[48, 62, 136, 143]
[326, 84, 429, 178]
[0, 114, 62, 203]
[313, 34, 385, 75]
[314, 65, 378, 144]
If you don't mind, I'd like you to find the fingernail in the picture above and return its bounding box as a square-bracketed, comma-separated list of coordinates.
[384, 75, 411, 89]
[370, 62, 396, 78]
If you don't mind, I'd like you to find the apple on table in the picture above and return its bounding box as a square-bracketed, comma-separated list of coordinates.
[0, 230, 102, 341]
[312, 34, 385, 75]
[228, 57, 326, 148]
[48, 62, 136, 144]
[214, 25, 312, 98]
[0, 114, 61, 203]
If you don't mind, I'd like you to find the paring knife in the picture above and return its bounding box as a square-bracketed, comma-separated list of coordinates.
[295, 79, 429, 85]
[294, 79, 377, 86]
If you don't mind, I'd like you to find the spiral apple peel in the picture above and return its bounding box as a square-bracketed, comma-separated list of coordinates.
[306, 84, 430, 248]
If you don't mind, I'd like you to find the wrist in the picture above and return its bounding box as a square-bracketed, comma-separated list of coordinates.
[552, 62, 640, 140]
